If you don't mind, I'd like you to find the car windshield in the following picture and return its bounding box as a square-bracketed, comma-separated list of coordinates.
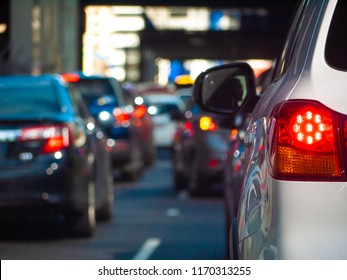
[0, 83, 61, 116]
[68, 79, 118, 106]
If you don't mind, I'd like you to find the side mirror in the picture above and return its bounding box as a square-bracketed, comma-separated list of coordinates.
[193, 62, 257, 114]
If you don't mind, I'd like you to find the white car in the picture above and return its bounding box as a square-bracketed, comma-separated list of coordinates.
[193, 0, 347, 259]
[143, 94, 186, 147]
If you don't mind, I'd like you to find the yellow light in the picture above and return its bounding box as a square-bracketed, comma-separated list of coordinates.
[174, 75, 194, 86]
[230, 128, 238, 141]
[199, 116, 216, 131]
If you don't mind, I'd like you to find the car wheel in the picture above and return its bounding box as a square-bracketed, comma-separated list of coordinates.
[172, 149, 188, 191]
[144, 143, 156, 167]
[69, 180, 96, 237]
[229, 218, 238, 260]
[122, 137, 144, 181]
[97, 166, 114, 221]
[189, 163, 209, 197]
[173, 170, 188, 191]
[122, 166, 143, 181]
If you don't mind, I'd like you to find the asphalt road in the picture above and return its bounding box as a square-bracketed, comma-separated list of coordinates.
[0, 149, 227, 260]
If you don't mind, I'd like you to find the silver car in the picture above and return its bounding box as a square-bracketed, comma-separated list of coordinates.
[194, 0, 347, 259]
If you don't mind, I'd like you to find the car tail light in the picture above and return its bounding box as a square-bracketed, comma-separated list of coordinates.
[199, 116, 217, 131]
[269, 100, 346, 180]
[132, 105, 147, 119]
[208, 159, 220, 168]
[113, 108, 131, 126]
[19, 125, 71, 154]
[183, 121, 194, 137]
[61, 73, 80, 83]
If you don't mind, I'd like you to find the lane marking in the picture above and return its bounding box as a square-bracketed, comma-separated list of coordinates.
[166, 208, 180, 217]
[132, 238, 161, 260]
[177, 191, 189, 201]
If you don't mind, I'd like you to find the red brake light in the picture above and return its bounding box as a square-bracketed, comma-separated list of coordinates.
[183, 121, 194, 137]
[208, 159, 220, 168]
[199, 116, 217, 131]
[269, 100, 345, 180]
[133, 105, 147, 119]
[61, 73, 80, 83]
[113, 108, 131, 125]
[20, 125, 70, 154]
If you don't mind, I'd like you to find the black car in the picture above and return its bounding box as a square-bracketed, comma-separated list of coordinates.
[172, 102, 230, 196]
[0, 74, 113, 236]
[62, 72, 147, 180]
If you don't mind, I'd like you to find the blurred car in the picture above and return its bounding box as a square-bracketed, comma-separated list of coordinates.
[223, 66, 273, 257]
[143, 94, 186, 148]
[175, 87, 193, 107]
[193, 0, 347, 259]
[122, 83, 156, 167]
[0, 74, 113, 237]
[172, 102, 230, 196]
[173, 75, 194, 106]
[62, 72, 147, 180]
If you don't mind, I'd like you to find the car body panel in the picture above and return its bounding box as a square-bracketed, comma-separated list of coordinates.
[144, 94, 186, 148]
[237, 0, 347, 259]
[64, 73, 147, 179]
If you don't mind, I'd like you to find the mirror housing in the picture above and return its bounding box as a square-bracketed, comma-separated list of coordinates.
[193, 62, 257, 115]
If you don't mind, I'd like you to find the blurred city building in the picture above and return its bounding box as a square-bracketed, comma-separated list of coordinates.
[0, 0, 297, 83]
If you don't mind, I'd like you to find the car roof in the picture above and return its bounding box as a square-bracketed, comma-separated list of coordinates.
[0, 74, 64, 84]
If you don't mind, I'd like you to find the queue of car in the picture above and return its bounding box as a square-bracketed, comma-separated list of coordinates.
[0, 72, 165, 237]
[192, 0, 347, 259]
[62, 72, 154, 180]
[0, 74, 113, 237]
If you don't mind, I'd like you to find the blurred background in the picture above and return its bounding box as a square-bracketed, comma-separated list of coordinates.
[0, 0, 296, 80]
[0, 0, 298, 260]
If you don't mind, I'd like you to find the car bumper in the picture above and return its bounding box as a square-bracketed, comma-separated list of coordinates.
[0, 151, 91, 216]
[106, 138, 132, 166]
[239, 179, 347, 259]
[0, 161, 71, 209]
[153, 123, 177, 147]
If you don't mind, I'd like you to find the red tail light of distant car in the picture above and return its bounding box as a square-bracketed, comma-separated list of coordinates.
[19, 124, 71, 154]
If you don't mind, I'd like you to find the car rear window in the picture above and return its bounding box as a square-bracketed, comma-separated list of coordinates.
[68, 79, 119, 106]
[0, 83, 61, 116]
[325, 1, 347, 71]
[146, 102, 182, 116]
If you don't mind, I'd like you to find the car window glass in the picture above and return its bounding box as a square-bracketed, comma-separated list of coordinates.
[325, 1, 347, 71]
[68, 79, 119, 107]
[273, 0, 307, 80]
[69, 89, 90, 120]
[146, 102, 181, 116]
[0, 83, 61, 115]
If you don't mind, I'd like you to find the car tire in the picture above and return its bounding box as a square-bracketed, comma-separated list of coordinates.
[144, 143, 156, 167]
[97, 167, 114, 221]
[229, 218, 238, 260]
[173, 170, 188, 191]
[122, 166, 143, 181]
[69, 180, 96, 237]
[189, 163, 209, 197]
[122, 137, 144, 181]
